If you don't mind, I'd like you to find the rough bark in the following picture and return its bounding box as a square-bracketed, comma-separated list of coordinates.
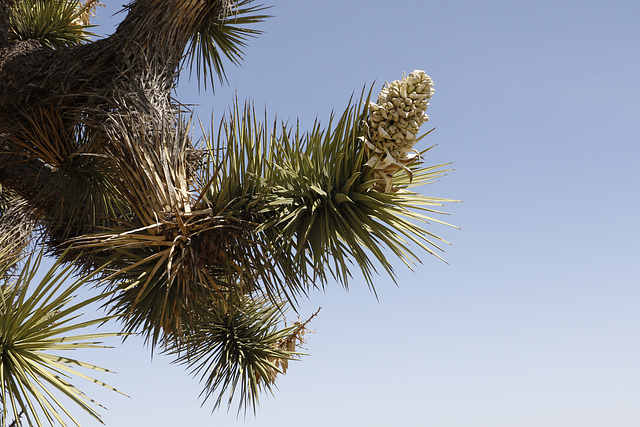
[0, 0, 228, 243]
[0, 0, 225, 111]
[0, 0, 14, 49]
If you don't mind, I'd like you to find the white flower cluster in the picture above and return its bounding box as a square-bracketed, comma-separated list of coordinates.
[72, 0, 103, 27]
[364, 70, 434, 192]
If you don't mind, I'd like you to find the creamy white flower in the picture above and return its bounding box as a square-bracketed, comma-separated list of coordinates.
[363, 70, 434, 192]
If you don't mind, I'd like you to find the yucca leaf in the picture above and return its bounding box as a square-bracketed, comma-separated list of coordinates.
[9, 0, 98, 49]
[184, 0, 272, 90]
[0, 250, 126, 426]
[164, 296, 308, 414]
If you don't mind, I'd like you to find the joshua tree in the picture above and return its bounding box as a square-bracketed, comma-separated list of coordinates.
[0, 0, 457, 424]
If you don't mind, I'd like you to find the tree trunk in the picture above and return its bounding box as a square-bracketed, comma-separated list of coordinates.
[0, 0, 227, 244]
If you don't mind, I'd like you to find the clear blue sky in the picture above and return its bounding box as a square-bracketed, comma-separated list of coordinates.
[67, 0, 640, 425]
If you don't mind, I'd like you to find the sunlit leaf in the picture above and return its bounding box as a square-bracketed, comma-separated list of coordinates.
[0, 250, 126, 427]
[183, 0, 272, 90]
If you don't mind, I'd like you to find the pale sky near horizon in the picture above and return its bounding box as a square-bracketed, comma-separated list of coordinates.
[54, 0, 640, 426]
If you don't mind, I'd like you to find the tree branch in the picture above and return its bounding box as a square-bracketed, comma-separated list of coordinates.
[0, 0, 229, 242]
[0, 0, 15, 49]
[0, 0, 227, 113]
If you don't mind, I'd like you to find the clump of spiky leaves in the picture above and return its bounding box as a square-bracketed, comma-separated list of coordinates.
[68, 108, 300, 346]
[9, 0, 100, 49]
[163, 295, 316, 413]
[0, 250, 125, 427]
[256, 88, 458, 291]
[199, 91, 458, 292]
[184, 0, 272, 90]
[4, 105, 130, 245]
[199, 103, 317, 302]
[67, 112, 210, 343]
